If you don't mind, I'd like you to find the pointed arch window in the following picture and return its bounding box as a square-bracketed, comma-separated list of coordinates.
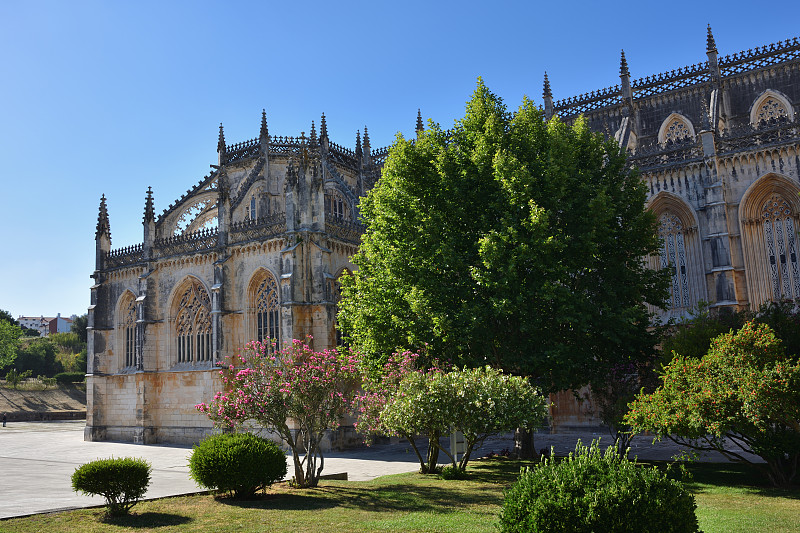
[761, 194, 800, 301]
[253, 271, 280, 349]
[658, 113, 695, 146]
[246, 195, 257, 221]
[755, 97, 789, 126]
[658, 212, 691, 309]
[175, 280, 212, 364]
[119, 295, 136, 368]
[325, 190, 349, 220]
[750, 91, 795, 128]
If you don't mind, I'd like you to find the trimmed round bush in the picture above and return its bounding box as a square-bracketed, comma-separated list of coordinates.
[498, 440, 699, 533]
[189, 432, 287, 498]
[71, 457, 151, 516]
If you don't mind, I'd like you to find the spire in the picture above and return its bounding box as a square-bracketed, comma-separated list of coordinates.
[619, 50, 629, 77]
[260, 109, 268, 140]
[143, 187, 154, 223]
[543, 72, 552, 99]
[619, 51, 633, 108]
[416, 109, 424, 133]
[310, 120, 317, 145]
[355, 130, 362, 159]
[96, 194, 110, 239]
[543, 72, 554, 121]
[320, 112, 328, 140]
[217, 123, 226, 154]
[363, 126, 371, 153]
[706, 24, 717, 52]
[706, 25, 720, 84]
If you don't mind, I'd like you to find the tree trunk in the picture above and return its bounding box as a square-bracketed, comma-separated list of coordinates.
[514, 427, 535, 460]
[425, 431, 440, 473]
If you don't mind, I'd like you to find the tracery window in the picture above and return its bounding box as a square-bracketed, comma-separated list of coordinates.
[325, 190, 348, 220]
[253, 271, 280, 349]
[658, 212, 691, 309]
[663, 117, 692, 144]
[175, 280, 212, 364]
[761, 194, 800, 301]
[755, 97, 789, 125]
[119, 295, 136, 368]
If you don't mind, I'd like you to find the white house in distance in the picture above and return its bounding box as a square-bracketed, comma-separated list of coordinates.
[17, 313, 75, 336]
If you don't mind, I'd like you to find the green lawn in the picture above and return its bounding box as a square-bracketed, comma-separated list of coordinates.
[0, 459, 797, 533]
[686, 462, 800, 533]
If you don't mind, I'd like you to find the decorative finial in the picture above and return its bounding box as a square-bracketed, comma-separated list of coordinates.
[96, 194, 111, 239]
[706, 24, 717, 52]
[543, 72, 552, 99]
[260, 109, 268, 140]
[143, 187, 154, 223]
[355, 130, 362, 158]
[310, 120, 317, 145]
[217, 123, 226, 153]
[619, 50, 629, 77]
[416, 109, 424, 132]
[320, 112, 328, 140]
[363, 126, 370, 152]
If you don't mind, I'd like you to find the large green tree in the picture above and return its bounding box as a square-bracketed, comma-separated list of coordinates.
[339, 80, 667, 392]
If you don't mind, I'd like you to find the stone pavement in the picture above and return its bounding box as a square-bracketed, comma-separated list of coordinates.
[0, 421, 758, 520]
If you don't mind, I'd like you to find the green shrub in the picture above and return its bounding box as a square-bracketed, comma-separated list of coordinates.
[189, 432, 287, 498]
[498, 440, 699, 533]
[37, 375, 56, 389]
[439, 464, 469, 480]
[4, 369, 32, 389]
[71, 457, 151, 516]
[54, 371, 85, 384]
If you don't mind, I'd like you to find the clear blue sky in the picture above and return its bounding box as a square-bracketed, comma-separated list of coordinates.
[1, 0, 798, 320]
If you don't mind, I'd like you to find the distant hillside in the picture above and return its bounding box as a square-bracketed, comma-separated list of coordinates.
[0, 385, 86, 422]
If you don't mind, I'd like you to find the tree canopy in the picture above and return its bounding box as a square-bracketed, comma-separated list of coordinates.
[71, 314, 88, 344]
[338, 80, 667, 392]
[0, 319, 23, 370]
[626, 322, 800, 487]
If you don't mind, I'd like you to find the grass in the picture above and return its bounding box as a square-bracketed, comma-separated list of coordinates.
[0, 458, 797, 532]
[685, 462, 800, 533]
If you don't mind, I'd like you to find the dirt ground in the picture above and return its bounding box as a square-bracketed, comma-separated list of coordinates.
[0, 385, 86, 421]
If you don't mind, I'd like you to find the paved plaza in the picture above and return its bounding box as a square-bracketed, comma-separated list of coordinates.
[0, 420, 757, 520]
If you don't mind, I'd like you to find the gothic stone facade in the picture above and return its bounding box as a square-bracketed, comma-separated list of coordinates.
[547, 29, 800, 429]
[87, 29, 800, 441]
[86, 114, 386, 443]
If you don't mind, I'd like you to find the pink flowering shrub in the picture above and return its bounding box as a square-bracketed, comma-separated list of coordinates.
[196, 338, 359, 488]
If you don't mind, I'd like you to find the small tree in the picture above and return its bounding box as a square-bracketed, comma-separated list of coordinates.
[359, 355, 547, 473]
[356, 351, 447, 473]
[625, 322, 800, 487]
[4, 369, 32, 389]
[197, 338, 359, 488]
[436, 366, 547, 470]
